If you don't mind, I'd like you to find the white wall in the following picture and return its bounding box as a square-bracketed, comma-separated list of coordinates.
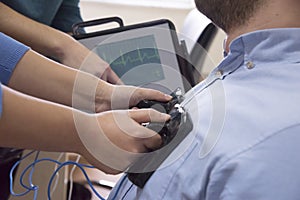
[79, 1, 192, 31]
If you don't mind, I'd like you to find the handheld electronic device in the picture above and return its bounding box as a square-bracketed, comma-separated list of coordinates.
[127, 88, 193, 188]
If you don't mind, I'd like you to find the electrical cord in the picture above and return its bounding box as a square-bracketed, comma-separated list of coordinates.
[10, 151, 128, 200]
[109, 174, 128, 200]
[68, 154, 81, 200]
[9, 150, 38, 198]
[47, 160, 105, 200]
[50, 153, 65, 197]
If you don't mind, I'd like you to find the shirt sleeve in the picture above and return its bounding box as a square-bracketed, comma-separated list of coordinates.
[0, 32, 30, 85]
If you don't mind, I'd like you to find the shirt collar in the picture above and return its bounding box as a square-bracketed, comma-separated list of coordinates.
[218, 28, 300, 73]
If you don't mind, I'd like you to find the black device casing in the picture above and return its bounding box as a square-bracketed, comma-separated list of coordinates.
[127, 91, 193, 188]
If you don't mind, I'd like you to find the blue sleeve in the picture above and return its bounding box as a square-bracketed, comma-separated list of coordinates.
[0, 32, 30, 85]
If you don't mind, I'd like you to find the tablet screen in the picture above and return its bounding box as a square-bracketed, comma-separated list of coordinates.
[77, 20, 187, 94]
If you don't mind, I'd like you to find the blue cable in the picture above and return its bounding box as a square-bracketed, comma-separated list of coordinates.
[9, 150, 37, 197]
[28, 151, 40, 200]
[11, 152, 128, 200]
[109, 174, 128, 200]
[47, 161, 105, 200]
[18, 151, 40, 191]
[15, 157, 102, 199]
[29, 151, 40, 186]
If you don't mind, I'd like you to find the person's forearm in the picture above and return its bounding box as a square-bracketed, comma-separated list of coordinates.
[0, 3, 121, 81]
[0, 85, 83, 153]
[0, 2, 80, 64]
[0, 85, 111, 174]
[0, 85, 170, 174]
[8, 50, 107, 110]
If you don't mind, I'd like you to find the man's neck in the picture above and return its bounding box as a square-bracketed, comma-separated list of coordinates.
[224, 0, 300, 53]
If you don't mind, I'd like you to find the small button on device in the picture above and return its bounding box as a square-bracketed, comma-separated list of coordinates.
[246, 61, 255, 69]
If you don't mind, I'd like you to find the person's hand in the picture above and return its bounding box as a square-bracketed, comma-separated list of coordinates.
[77, 109, 170, 174]
[94, 81, 172, 112]
[79, 50, 122, 84]
[59, 39, 121, 84]
[71, 67, 171, 113]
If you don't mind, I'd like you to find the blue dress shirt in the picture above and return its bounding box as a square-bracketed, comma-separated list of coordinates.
[1, 0, 83, 33]
[0, 32, 30, 116]
[108, 28, 300, 200]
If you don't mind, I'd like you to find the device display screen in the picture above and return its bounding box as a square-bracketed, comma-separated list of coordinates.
[77, 20, 186, 94]
[96, 35, 165, 86]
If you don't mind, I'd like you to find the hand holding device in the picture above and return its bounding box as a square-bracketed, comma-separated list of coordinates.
[127, 88, 193, 188]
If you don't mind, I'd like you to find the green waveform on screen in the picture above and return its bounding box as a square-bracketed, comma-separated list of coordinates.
[101, 47, 160, 67]
[96, 35, 165, 86]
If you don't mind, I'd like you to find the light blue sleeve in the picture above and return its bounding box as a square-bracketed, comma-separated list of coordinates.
[0, 32, 30, 85]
